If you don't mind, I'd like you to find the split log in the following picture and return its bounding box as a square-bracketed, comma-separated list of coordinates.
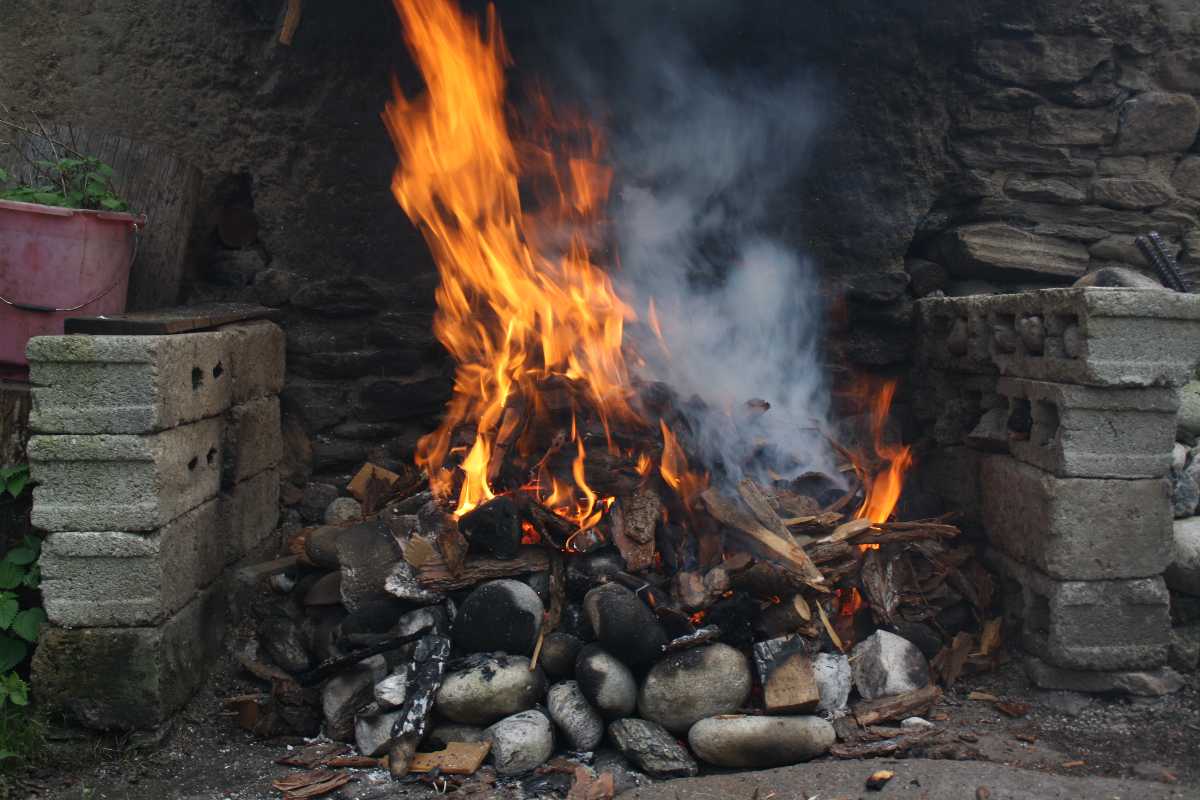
[736, 479, 795, 542]
[754, 595, 815, 640]
[700, 488, 826, 590]
[388, 635, 451, 778]
[415, 547, 549, 592]
[752, 637, 820, 714]
[851, 684, 942, 727]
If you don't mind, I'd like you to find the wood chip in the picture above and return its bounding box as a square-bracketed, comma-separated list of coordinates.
[826, 518, 871, 543]
[701, 488, 826, 589]
[995, 701, 1031, 718]
[1014, 733, 1037, 743]
[1061, 760, 1085, 768]
[814, 600, 844, 652]
[567, 766, 615, 800]
[978, 617, 1002, 656]
[408, 741, 492, 775]
[348, 462, 402, 504]
[967, 691, 1000, 702]
[866, 769, 895, 790]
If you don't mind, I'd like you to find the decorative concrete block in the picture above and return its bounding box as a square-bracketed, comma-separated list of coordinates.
[221, 467, 281, 563]
[992, 550, 1170, 671]
[32, 587, 225, 730]
[218, 321, 285, 404]
[40, 499, 222, 628]
[29, 419, 223, 532]
[911, 369, 1004, 448]
[27, 333, 230, 434]
[917, 288, 1200, 387]
[222, 396, 282, 486]
[980, 455, 1171, 580]
[996, 377, 1178, 478]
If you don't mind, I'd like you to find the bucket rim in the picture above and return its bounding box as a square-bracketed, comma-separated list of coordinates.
[0, 197, 146, 226]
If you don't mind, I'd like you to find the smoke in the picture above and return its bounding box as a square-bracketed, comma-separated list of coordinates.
[542, 9, 836, 484]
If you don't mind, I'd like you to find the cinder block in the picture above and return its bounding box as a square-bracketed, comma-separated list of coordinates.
[997, 377, 1178, 478]
[218, 321, 285, 404]
[1024, 657, 1183, 696]
[40, 499, 223, 627]
[221, 467, 280, 563]
[911, 369, 1003, 447]
[222, 396, 282, 486]
[27, 333, 231, 434]
[980, 455, 1171, 580]
[32, 587, 225, 730]
[29, 419, 222, 532]
[991, 550, 1170, 671]
[918, 288, 1200, 387]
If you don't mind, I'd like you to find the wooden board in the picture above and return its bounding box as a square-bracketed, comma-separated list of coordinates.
[64, 302, 275, 334]
[408, 741, 491, 775]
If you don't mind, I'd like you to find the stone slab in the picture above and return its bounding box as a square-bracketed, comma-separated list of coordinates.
[991, 549, 1170, 671]
[980, 455, 1172, 580]
[29, 418, 223, 532]
[27, 332, 231, 434]
[222, 396, 282, 486]
[917, 288, 1200, 387]
[217, 321, 285, 404]
[40, 498, 223, 627]
[32, 587, 225, 730]
[1024, 657, 1183, 696]
[221, 466, 280, 564]
[996, 377, 1178, 478]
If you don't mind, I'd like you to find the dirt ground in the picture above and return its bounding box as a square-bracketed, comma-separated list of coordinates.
[5, 654, 1197, 800]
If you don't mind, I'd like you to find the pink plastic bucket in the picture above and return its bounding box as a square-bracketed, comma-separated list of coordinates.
[0, 198, 144, 379]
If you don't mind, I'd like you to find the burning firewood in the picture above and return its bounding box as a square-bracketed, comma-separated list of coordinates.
[700, 488, 826, 590]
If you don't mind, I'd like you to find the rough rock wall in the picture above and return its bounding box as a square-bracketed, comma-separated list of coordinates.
[1, 0, 1198, 489]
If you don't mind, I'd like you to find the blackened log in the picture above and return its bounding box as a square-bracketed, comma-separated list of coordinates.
[458, 496, 522, 559]
[415, 547, 550, 592]
[388, 635, 451, 778]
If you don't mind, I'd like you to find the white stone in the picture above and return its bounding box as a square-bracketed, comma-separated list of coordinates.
[485, 710, 554, 775]
[851, 630, 931, 700]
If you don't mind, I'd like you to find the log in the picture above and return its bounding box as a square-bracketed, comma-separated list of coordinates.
[852, 685, 942, 727]
[736, 479, 795, 542]
[700, 488, 826, 590]
[7, 124, 202, 311]
[415, 547, 549, 592]
[755, 595, 815, 640]
[388, 635, 451, 778]
[762, 651, 820, 714]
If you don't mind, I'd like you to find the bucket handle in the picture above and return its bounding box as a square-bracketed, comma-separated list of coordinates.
[0, 222, 142, 314]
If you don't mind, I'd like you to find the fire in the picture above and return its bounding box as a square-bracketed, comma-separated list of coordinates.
[850, 377, 913, 525]
[659, 420, 709, 508]
[385, 0, 642, 524]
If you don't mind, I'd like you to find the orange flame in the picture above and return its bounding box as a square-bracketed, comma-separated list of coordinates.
[659, 420, 709, 507]
[852, 378, 913, 525]
[385, 0, 642, 523]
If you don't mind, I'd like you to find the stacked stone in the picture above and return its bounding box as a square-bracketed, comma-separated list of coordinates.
[26, 321, 284, 730]
[914, 287, 1200, 693]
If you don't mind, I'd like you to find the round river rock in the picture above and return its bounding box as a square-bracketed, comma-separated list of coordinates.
[435, 654, 547, 725]
[485, 710, 555, 775]
[453, 578, 544, 655]
[576, 644, 637, 719]
[547, 680, 604, 751]
[583, 583, 668, 667]
[637, 643, 751, 734]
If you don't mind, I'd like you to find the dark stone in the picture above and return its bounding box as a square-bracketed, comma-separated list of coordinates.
[300, 482, 340, 524]
[575, 644, 638, 719]
[207, 249, 266, 287]
[582, 583, 668, 667]
[292, 276, 388, 318]
[905, 259, 948, 297]
[1004, 176, 1087, 205]
[291, 349, 424, 381]
[843, 272, 910, 305]
[546, 680, 604, 751]
[540, 632, 583, 680]
[705, 593, 758, 651]
[935, 603, 974, 636]
[1030, 106, 1116, 146]
[259, 616, 312, 674]
[835, 328, 912, 367]
[253, 268, 296, 307]
[1173, 156, 1200, 200]
[886, 621, 944, 661]
[1170, 467, 1198, 519]
[331, 421, 409, 440]
[567, 549, 626, 599]
[311, 436, 370, 473]
[951, 138, 1094, 176]
[934, 223, 1090, 281]
[281, 380, 348, 432]
[355, 374, 453, 422]
[336, 520, 404, 612]
[975, 87, 1043, 110]
[458, 496, 522, 559]
[368, 311, 438, 350]
[1116, 92, 1200, 154]
[1091, 178, 1173, 210]
[974, 36, 1113, 87]
[559, 603, 595, 642]
[338, 600, 404, 640]
[453, 579, 544, 655]
[436, 654, 546, 725]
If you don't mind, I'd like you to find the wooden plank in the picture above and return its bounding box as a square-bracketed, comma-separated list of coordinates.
[64, 302, 274, 335]
[408, 741, 492, 775]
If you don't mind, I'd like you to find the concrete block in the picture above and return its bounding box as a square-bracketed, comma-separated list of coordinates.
[992, 550, 1170, 671]
[222, 396, 282, 486]
[27, 333, 231, 434]
[29, 419, 223, 532]
[996, 378, 1178, 478]
[32, 587, 225, 730]
[1024, 657, 1183, 696]
[221, 467, 280, 564]
[218, 321, 285, 404]
[980, 455, 1172, 580]
[40, 499, 223, 627]
[910, 369, 1003, 447]
[917, 288, 1200, 387]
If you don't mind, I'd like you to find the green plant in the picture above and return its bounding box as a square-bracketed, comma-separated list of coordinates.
[0, 673, 41, 767]
[0, 467, 27, 501]
[0, 158, 127, 212]
[0, 536, 43, 675]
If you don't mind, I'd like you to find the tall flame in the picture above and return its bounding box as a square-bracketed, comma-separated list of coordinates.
[852, 378, 913, 525]
[384, 0, 640, 519]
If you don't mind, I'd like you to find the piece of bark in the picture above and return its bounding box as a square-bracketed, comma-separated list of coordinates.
[700, 488, 826, 590]
[271, 769, 351, 798]
[437, 523, 468, 577]
[859, 549, 899, 625]
[567, 766, 615, 800]
[389, 635, 452, 778]
[415, 547, 549, 592]
[932, 632, 974, 688]
[408, 741, 492, 775]
[349, 463, 402, 504]
[610, 491, 657, 572]
[852, 685, 943, 727]
[763, 650, 820, 713]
